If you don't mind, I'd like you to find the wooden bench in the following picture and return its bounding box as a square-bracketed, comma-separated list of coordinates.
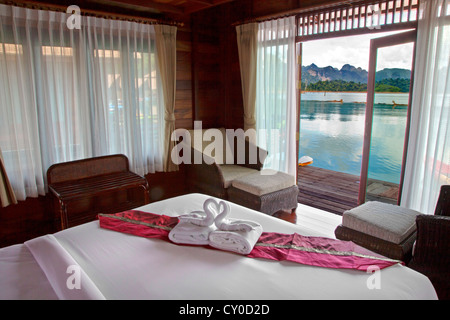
[47, 154, 150, 230]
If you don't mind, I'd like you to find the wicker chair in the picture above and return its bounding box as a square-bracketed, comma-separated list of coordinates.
[433, 185, 449, 217]
[408, 185, 450, 300]
[183, 128, 298, 215]
[184, 128, 267, 199]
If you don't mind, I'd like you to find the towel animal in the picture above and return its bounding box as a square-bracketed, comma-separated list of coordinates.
[208, 200, 263, 255]
[168, 198, 221, 245]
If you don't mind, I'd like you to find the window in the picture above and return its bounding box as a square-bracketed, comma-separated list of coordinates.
[0, 5, 166, 200]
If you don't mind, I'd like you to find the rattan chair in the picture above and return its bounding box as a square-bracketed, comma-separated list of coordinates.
[433, 185, 450, 217]
[184, 128, 267, 199]
[408, 185, 450, 300]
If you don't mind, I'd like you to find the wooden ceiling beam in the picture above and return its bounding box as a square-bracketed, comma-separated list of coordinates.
[106, 0, 185, 15]
[187, 0, 215, 5]
[183, 0, 236, 14]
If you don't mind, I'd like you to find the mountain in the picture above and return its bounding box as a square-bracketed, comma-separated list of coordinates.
[301, 64, 410, 84]
[374, 68, 412, 81]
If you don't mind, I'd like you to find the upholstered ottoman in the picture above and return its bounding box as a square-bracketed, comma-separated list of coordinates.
[335, 201, 422, 262]
[227, 169, 298, 215]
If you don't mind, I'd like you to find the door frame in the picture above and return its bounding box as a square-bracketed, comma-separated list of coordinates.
[358, 29, 417, 205]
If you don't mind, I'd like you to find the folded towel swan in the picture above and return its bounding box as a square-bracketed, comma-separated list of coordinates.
[176, 198, 218, 227]
[169, 197, 263, 253]
[213, 201, 255, 232]
[209, 222, 263, 255]
[168, 198, 218, 245]
[208, 199, 263, 255]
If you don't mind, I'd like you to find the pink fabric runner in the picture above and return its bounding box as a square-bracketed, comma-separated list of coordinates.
[248, 232, 402, 271]
[98, 210, 401, 271]
[98, 210, 179, 241]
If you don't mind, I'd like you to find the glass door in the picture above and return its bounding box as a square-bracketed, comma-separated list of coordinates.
[358, 30, 416, 205]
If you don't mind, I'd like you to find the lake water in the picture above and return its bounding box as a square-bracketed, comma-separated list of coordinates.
[299, 92, 409, 184]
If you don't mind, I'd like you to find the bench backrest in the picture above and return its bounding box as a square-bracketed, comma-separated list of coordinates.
[47, 154, 129, 185]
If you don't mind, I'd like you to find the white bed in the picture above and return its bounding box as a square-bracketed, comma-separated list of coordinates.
[0, 193, 437, 300]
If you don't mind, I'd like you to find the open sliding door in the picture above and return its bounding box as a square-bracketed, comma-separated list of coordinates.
[358, 30, 416, 205]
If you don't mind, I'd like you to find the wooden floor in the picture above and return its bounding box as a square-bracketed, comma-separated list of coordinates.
[296, 166, 399, 216]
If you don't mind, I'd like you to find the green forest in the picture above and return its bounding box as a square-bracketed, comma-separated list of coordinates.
[302, 78, 410, 93]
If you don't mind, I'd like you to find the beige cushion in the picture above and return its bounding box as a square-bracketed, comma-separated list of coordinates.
[219, 165, 257, 188]
[342, 201, 422, 244]
[231, 169, 296, 196]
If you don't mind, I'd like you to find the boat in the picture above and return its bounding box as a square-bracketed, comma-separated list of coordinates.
[299, 156, 313, 166]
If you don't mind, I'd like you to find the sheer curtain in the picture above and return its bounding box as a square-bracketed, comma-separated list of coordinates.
[236, 22, 258, 131]
[154, 24, 178, 172]
[84, 17, 165, 177]
[0, 4, 168, 201]
[255, 16, 297, 176]
[401, 0, 450, 214]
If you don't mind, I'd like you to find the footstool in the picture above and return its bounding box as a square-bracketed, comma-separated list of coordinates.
[227, 169, 298, 215]
[335, 201, 422, 262]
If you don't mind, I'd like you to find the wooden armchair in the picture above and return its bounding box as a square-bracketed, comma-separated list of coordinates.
[183, 128, 267, 199]
[408, 185, 450, 300]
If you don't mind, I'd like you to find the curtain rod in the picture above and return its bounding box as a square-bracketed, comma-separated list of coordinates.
[0, 0, 184, 27]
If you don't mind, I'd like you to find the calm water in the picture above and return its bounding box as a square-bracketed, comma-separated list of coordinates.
[299, 92, 409, 184]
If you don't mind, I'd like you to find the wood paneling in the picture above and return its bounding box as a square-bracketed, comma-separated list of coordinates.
[191, 10, 221, 128]
[191, 0, 252, 130]
[175, 17, 194, 130]
[219, 1, 248, 130]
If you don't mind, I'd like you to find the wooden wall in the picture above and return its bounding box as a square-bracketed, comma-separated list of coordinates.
[191, 0, 250, 130]
[175, 16, 195, 131]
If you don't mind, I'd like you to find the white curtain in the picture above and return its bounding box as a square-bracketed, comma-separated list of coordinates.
[84, 17, 165, 177]
[255, 16, 297, 176]
[236, 22, 258, 131]
[0, 4, 168, 201]
[401, 0, 450, 214]
[155, 24, 178, 172]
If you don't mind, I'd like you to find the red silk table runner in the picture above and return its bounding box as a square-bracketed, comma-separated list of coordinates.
[98, 210, 401, 271]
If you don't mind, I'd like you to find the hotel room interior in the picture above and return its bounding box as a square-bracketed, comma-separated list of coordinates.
[0, 0, 448, 301]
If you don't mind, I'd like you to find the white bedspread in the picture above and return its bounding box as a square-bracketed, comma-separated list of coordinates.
[0, 193, 438, 300]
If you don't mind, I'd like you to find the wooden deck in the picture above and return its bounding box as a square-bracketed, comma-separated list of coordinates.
[297, 166, 399, 215]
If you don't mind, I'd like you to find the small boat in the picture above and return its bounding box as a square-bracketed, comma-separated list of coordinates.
[299, 156, 313, 166]
[328, 99, 343, 103]
[392, 100, 407, 108]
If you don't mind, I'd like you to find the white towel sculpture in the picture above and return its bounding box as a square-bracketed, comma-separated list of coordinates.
[168, 198, 218, 245]
[208, 200, 263, 255]
[169, 198, 263, 254]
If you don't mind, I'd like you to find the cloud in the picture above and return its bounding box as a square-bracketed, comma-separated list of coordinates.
[376, 43, 414, 70]
[301, 31, 414, 71]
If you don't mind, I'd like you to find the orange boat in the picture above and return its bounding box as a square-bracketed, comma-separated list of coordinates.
[298, 156, 313, 166]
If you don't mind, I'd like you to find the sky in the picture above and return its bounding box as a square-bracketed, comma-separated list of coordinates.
[301, 30, 415, 71]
